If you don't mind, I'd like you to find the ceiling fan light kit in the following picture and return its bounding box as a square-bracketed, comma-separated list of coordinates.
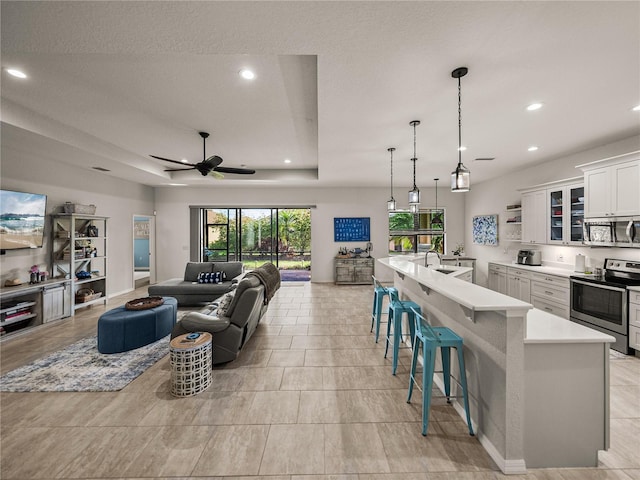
[451, 66, 470, 192]
[150, 131, 255, 178]
[408, 120, 421, 206]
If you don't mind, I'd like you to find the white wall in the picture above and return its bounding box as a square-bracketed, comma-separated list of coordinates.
[464, 135, 640, 286]
[154, 186, 466, 283]
[0, 150, 155, 296]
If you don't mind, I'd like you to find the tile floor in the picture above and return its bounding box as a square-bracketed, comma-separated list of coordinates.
[1, 282, 639, 479]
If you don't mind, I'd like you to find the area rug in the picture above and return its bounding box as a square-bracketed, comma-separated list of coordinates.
[0, 335, 170, 392]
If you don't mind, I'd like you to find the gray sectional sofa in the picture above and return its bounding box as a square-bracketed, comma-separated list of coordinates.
[171, 263, 281, 364]
[148, 261, 243, 305]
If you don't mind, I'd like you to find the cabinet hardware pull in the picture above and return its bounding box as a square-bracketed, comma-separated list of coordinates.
[545, 291, 554, 295]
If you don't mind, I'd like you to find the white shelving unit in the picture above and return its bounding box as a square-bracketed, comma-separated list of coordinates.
[51, 214, 108, 312]
[504, 204, 522, 242]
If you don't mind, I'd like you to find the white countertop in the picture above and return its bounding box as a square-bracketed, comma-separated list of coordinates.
[489, 261, 578, 278]
[379, 257, 532, 314]
[629, 285, 640, 292]
[525, 308, 615, 344]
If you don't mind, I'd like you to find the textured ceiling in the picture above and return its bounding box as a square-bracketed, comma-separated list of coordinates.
[1, 1, 639, 189]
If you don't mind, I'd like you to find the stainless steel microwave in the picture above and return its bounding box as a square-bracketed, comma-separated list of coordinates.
[583, 218, 640, 247]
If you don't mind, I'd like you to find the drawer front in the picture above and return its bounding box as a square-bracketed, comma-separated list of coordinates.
[489, 263, 507, 273]
[629, 301, 640, 328]
[629, 325, 640, 350]
[531, 272, 570, 289]
[335, 259, 353, 267]
[531, 296, 570, 319]
[531, 281, 570, 306]
[508, 267, 531, 278]
[629, 290, 640, 305]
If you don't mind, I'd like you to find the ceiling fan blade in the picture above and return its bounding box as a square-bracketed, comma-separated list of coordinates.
[164, 167, 197, 172]
[204, 155, 224, 168]
[214, 166, 256, 175]
[150, 155, 196, 167]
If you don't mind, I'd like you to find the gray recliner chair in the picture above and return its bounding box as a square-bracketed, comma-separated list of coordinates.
[170, 275, 270, 364]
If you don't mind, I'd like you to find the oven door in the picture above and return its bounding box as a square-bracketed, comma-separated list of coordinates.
[570, 279, 627, 335]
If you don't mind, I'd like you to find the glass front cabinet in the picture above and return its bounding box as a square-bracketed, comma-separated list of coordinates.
[547, 181, 584, 245]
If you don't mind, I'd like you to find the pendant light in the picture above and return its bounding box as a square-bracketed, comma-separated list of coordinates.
[431, 178, 443, 226]
[387, 147, 397, 211]
[451, 67, 470, 192]
[408, 120, 421, 206]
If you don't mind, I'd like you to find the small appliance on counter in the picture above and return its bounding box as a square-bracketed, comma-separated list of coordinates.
[517, 249, 542, 266]
[574, 254, 586, 273]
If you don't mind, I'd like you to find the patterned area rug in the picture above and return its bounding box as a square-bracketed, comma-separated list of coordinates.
[0, 335, 170, 392]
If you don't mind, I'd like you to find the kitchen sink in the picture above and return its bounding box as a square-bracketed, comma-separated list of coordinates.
[434, 268, 455, 274]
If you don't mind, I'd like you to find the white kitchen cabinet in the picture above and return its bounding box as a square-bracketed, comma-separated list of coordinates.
[547, 182, 584, 246]
[42, 284, 70, 323]
[530, 272, 570, 319]
[488, 263, 507, 295]
[579, 152, 640, 218]
[507, 267, 531, 303]
[521, 190, 546, 244]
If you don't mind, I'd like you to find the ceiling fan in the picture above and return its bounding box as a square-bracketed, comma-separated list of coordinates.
[150, 131, 255, 178]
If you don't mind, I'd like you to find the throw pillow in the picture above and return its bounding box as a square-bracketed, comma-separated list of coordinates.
[216, 291, 235, 317]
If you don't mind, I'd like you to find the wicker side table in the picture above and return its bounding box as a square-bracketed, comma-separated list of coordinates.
[169, 332, 212, 397]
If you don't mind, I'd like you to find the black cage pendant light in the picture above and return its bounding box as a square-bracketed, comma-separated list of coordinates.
[451, 67, 470, 192]
[408, 120, 421, 211]
[387, 147, 397, 211]
[431, 178, 443, 226]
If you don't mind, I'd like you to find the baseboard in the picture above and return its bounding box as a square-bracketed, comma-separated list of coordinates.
[431, 375, 527, 475]
[108, 288, 134, 298]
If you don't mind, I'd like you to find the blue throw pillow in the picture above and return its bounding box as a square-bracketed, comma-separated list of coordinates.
[197, 271, 223, 284]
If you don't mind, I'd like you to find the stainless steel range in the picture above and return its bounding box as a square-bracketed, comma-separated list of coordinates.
[570, 258, 640, 354]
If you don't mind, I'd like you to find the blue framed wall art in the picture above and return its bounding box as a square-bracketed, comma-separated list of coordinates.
[334, 217, 371, 242]
[472, 214, 499, 245]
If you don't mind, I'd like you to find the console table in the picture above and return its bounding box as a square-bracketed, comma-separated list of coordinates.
[334, 256, 374, 285]
[0, 279, 72, 337]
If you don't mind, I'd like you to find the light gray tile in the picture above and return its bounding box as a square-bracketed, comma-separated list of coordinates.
[260, 424, 325, 475]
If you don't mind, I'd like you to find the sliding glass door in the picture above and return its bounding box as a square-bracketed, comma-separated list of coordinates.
[200, 207, 311, 280]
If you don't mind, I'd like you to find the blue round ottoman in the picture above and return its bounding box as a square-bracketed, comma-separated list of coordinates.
[97, 297, 178, 354]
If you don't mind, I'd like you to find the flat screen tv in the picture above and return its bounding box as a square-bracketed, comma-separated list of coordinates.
[0, 189, 47, 250]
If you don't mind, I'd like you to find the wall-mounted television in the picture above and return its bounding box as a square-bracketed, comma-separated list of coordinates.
[0, 189, 47, 251]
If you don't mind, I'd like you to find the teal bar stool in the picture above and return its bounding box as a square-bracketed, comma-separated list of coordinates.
[371, 276, 398, 343]
[406, 307, 474, 437]
[383, 289, 419, 375]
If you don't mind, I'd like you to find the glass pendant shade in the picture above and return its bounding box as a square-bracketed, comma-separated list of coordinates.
[451, 162, 470, 192]
[431, 178, 443, 225]
[387, 198, 397, 211]
[408, 186, 420, 205]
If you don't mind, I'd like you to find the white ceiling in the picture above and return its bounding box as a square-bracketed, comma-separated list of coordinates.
[1, 1, 639, 189]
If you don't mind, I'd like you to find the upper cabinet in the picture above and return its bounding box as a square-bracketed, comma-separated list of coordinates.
[578, 151, 640, 218]
[521, 190, 546, 244]
[547, 182, 584, 246]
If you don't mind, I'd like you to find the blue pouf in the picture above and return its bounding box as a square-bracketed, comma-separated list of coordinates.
[98, 297, 178, 354]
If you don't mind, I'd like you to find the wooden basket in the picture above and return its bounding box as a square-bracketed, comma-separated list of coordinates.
[75, 288, 103, 303]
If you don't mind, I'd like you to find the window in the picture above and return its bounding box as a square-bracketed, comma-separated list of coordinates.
[388, 209, 445, 255]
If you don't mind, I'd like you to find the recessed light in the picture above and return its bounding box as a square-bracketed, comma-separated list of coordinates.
[284, 158, 292, 164]
[528, 146, 539, 152]
[239, 69, 255, 80]
[633, 105, 640, 112]
[6, 68, 27, 79]
[458, 146, 467, 152]
[527, 103, 543, 111]
[180, 158, 189, 163]
[167, 183, 187, 186]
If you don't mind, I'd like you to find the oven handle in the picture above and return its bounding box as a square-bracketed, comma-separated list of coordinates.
[570, 278, 627, 293]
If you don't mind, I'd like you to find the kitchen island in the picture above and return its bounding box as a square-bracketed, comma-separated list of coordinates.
[378, 256, 615, 474]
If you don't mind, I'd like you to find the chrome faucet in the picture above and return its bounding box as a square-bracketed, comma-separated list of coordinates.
[425, 250, 442, 267]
